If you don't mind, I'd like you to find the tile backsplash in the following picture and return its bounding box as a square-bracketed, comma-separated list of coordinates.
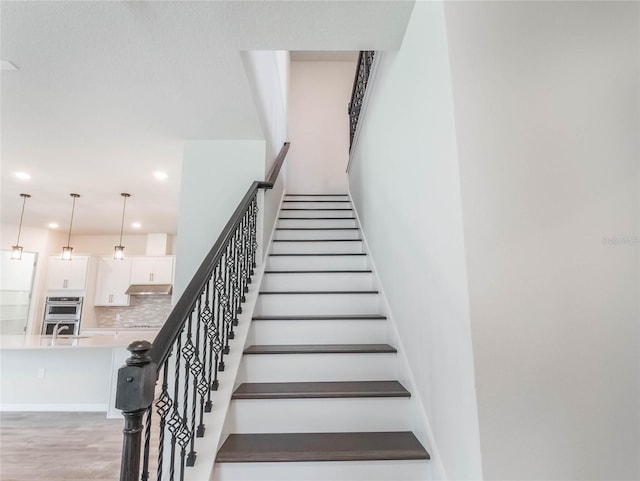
[94, 295, 172, 328]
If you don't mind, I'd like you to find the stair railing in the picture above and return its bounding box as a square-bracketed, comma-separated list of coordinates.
[115, 142, 290, 481]
[348, 50, 375, 149]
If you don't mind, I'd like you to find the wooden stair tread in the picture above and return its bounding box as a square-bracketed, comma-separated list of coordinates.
[216, 431, 430, 463]
[285, 194, 349, 196]
[276, 227, 359, 230]
[282, 200, 351, 203]
[281, 208, 353, 211]
[232, 380, 409, 399]
[279, 217, 356, 220]
[272, 239, 362, 242]
[269, 253, 366, 256]
[252, 314, 387, 321]
[243, 343, 396, 355]
[264, 270, 372, 274]
[259, 290, 378, 295]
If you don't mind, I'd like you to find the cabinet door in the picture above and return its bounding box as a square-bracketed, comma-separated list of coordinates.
[151, 257, 174, 284]
[94, 258, 131, 306]
[130, 258, 155, 284]
[47, 256, 88, 290]
[130, 257, 174, 284]
[66, 257, 89, 290]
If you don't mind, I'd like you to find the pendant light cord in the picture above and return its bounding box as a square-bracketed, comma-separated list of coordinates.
[66, 194, 78, 248]
[15, 194, 29, 246]
[118, 194, 128, 246]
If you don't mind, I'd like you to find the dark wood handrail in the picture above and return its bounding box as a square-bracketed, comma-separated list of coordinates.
[263, 141, 290, 188]
[149, 141, 290, 367]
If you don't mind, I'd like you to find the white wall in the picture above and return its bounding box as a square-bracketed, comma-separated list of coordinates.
[348, 2, 483, 479]
[242, 50, 290, 256]
[287, 60, 355, 194]
[173, 140, 265, 301]
[443, 2, 640, 479]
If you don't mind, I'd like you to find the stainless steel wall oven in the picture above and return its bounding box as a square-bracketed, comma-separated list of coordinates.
[42, 296, 83, 335]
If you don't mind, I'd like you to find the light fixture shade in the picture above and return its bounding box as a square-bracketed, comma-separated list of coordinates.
[114, 245, 125, 260]
[11, 245, 23, 260]
[62, 246, 73, 260]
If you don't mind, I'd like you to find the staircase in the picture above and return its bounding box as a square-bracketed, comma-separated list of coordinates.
[214, 193, 430, 481]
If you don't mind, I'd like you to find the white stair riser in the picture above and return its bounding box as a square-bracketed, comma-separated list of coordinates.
[229, 397, 412, 433]
[274, 229, 361, 240]
[240, 353, 397, 382]
[261, 272, 375, 291]
[249, 319, 389, 345]
[213, 459, 431, 481]
[271, 241, 363, 254]
[278, 218, 358, 229]
[279, 209, 353, 218]
[284, 195, 349, 202]
[255, 293, 380, 316]
[266, 255, 368, 271]
[282, 201, 352, 209]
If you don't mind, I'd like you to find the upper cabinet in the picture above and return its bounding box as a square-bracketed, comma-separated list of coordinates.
[94, 257, 132, 306]
[130, 256, 174, 285]
[47, 256, 89, 291]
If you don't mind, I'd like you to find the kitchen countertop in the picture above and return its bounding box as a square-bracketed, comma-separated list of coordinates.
[0, 331, 159, 349]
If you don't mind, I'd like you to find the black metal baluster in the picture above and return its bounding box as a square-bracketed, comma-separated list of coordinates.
[230, 228, 240, 325]
[223, 243, 234, 348]
[155, 358, 171, 481]
[241, 209, 250, 296]
[141, 406, 152, 481]
[167, 334, 183, 481]
[250, 196, 258, 272]
[180, 312, 195, 470]
[199, 281, 213, 418]
[211, 263, 223, 382]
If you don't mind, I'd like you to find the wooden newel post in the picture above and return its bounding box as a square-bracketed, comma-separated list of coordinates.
[116, 340, 157, 481]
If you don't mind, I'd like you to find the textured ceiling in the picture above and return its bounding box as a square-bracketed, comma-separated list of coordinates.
[0, 0, 414, 235]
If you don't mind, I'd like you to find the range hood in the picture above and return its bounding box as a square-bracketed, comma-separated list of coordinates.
[125, 284, 173, 296]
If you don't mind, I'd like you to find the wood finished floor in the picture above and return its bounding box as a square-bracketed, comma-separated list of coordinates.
[1, 412, 132, 481]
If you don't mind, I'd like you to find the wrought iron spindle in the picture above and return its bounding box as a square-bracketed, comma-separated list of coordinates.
[141, 406, 152, 481]
[155, 358, 170, 481]
[180, 310, 196, 467]
[223, 243, 234, 348]
[241, 210, 250, 295]
[214, 261, 226, 371]
[230, 228, 241, 325]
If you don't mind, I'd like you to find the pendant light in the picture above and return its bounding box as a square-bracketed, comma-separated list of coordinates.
[62, 193, 80, 260]
[11, 193, 31, 260]
[114, 193, 130, 260]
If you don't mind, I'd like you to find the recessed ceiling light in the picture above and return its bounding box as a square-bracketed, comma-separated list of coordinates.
[131, 222, 142, 229]
[153, 171, 168, 181]
[13, 171, 31, 180]
[1, 60, 18, 71]
[48, 222, 59, 229]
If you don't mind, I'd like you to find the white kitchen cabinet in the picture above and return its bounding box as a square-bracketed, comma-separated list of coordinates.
[130, 256, 174, 284]
[94, 257, 132, 306]
[47, 256, 89, 291]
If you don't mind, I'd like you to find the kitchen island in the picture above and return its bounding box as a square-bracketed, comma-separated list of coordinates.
[0, 330, 159, 418]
